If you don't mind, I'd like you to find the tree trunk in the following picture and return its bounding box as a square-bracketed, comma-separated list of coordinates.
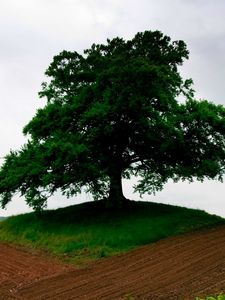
[106, 170, 126, 208]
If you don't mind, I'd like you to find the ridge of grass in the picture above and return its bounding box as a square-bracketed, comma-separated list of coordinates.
[0, 200, 224, 265]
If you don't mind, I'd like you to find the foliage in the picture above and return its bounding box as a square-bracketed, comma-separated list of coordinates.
[0, 30, 224, 210]
[123, 294, 136, 300]
[196, 294, 225, 300]
[0, 201, 223, 265]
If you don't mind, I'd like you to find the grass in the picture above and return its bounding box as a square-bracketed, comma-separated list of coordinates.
[0, 200, 224, 265]
[196, 294, 225, 300]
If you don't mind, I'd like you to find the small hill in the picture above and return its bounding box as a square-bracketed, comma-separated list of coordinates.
[0, 200, 223, 265]
[0, 217, 6, 221]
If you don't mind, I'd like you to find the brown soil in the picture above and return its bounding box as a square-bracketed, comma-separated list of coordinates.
[1, 225, 225, 300]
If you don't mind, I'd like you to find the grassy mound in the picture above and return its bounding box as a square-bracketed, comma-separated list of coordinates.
[0, 200, 224, 265]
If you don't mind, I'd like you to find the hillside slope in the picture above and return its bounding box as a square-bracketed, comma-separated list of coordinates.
[0, 200, 223, 264]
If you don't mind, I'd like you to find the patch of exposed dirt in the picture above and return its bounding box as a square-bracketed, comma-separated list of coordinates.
[1, 225, 225, 299]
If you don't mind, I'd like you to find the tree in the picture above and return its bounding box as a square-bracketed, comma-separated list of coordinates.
[0, 30, 224, 211]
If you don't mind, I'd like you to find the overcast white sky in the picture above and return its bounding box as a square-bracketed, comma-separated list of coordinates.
[0, 0, 225, 217]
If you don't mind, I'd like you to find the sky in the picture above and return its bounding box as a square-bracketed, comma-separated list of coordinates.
[0, 0, 225, 217]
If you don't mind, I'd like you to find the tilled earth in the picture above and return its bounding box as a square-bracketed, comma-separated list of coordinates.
[1, 225, 225, 299]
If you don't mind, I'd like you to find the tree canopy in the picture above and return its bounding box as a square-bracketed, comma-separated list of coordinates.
[0, 30, 225, 211]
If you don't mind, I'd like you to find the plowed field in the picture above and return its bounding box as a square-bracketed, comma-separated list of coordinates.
[1, 225, 225, 299]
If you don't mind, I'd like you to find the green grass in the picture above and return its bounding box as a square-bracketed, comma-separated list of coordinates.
[0, 200, 224, 265]
[196, 294, 225, 300]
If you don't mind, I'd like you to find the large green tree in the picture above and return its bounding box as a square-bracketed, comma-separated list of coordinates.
[0, 30, 225, 211]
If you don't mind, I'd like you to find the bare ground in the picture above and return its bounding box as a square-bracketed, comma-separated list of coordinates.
[1, 225, 225, 299]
